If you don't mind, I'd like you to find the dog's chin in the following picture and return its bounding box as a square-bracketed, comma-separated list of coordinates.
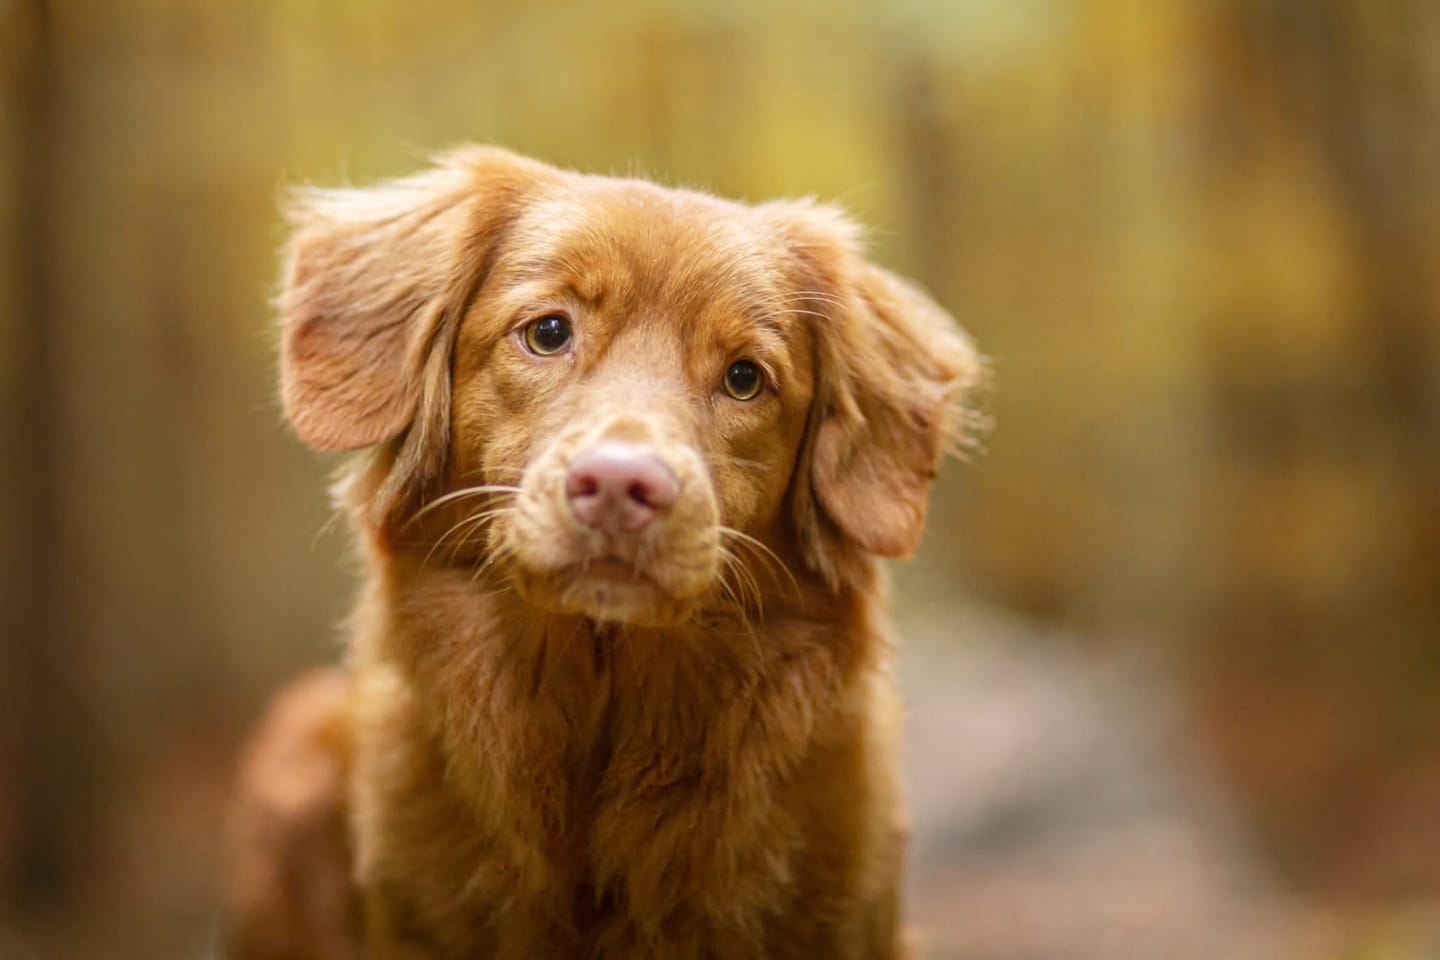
[514, 563, 704, 628]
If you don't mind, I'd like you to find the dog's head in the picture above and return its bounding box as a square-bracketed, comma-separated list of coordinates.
[278, 147, 980, 626]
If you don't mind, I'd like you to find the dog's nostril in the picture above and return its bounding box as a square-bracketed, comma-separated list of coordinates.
[566, 442, 679, 532]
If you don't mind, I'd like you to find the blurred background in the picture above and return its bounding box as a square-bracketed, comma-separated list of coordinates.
[2, 1, 1438, 957]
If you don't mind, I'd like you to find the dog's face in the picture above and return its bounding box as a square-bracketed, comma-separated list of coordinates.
[278, 148, 978, 626]
[449, 184, 819, 625]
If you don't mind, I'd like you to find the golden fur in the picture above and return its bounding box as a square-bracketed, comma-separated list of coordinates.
[224, 147, 980, 959]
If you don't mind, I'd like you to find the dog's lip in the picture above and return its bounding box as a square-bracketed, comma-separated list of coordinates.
[567, 557, 657, 588]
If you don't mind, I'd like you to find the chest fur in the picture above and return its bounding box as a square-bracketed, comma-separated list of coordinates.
[351, 598, 876, 956]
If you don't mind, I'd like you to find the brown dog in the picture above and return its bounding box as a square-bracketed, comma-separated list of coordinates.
[224, 147, 980, 959]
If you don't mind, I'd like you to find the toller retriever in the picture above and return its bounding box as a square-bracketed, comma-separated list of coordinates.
[224, 147, 980, 959]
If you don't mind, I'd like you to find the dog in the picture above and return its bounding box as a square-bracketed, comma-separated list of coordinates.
[223, 146, 980, 959]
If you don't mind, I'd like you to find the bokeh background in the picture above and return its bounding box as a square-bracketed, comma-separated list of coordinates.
[3, 1, 1439, 957]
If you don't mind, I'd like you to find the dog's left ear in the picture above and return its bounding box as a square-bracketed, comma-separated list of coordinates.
[767, 201, 983, 571]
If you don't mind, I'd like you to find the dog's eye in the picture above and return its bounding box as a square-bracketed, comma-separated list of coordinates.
[723, 360, 763, 401]
[523, 314, 572, 356]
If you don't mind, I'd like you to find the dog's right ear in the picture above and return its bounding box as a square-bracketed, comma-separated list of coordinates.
[278, 147, 552, 451]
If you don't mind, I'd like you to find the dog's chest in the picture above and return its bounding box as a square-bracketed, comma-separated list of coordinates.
[370, 597, 855, 955]
[447, 628, 813, 952]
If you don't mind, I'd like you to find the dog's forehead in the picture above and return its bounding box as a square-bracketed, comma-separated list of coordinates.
[499, 178, 791, 310]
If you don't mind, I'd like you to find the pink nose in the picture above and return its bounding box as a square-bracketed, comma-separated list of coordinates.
[565, 442, 679, 533]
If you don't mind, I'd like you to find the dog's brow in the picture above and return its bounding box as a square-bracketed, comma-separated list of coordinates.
[498, 263, 603, 306]
[504, 255, 566, 284]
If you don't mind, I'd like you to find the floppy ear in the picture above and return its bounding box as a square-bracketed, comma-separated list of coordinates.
[278, 146, 547, 452]
[768, 201, 983, 572]
[812, 260, 981, 557]
[277, 147, 557, 528]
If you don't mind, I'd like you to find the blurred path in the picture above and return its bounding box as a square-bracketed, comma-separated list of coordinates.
[898, 603, 1333, 959]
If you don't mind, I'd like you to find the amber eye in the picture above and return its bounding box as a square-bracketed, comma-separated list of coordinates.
[523, 314, 572, 355]
[723, 360, 763, 400]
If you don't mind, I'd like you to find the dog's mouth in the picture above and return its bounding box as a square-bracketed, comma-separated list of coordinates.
[566, 557, 656, 588]
[521, 555, 695, 627]
[504, 522, 720, 626]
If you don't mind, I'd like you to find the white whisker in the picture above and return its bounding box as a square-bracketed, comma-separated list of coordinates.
[408, 484, 521, 526]
[718, 526, 800, 601]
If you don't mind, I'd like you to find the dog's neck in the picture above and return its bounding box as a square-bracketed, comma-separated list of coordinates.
[351, 544, 886, 776]
[365, 546, 878, 688]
